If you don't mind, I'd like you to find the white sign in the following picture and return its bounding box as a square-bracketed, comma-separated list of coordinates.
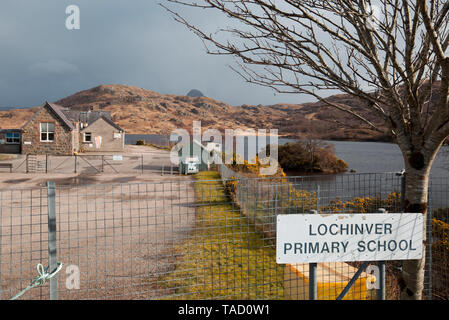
[276, 213, 423, 264]
[113, 155, 123, 161]
[24, 141, 32, 145]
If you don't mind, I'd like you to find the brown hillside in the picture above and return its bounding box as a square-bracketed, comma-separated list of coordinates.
[0, 107, 38, 129]
[53, 84, 389, 140]
[0, 83, 439, 141]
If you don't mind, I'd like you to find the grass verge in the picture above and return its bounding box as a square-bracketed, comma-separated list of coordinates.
[159, 171, 284, 299]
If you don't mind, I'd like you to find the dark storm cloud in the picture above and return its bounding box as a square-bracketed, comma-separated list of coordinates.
[0, 0, 308, 108]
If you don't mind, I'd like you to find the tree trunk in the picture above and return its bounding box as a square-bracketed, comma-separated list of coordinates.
[399, 164, 430, 300]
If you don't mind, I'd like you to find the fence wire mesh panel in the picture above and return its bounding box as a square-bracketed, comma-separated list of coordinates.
[0, 187, 50, 300]
[429, 178, 449, 300]
[0, 169, 447, 300]
[0, 154, 179, 175]
[54, 181, 198, 300]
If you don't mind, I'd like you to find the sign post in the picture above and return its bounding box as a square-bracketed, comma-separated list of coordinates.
[277, 213, 423, 264]
[277, 213, 423, 300]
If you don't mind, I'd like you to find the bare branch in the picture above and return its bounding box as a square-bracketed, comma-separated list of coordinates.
[162, 0, 449, 149]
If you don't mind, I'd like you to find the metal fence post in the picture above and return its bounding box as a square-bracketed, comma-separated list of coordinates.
[274, 183, 278, 216]
[400, 173, 406, 211]
[309, 263, 318, 300]
[309, 209, 318, 300]
[426, 203, 433, 300]
[254, 181, 258, 223]
[377, 208, 386, 300]
[426, 176, 432, 300]
[141, 154, 144, 174]
[47, 181, 58, 300]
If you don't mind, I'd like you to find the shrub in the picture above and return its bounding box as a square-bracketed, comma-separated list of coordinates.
[136, 139, 145, 145]
[433, 208, 449, 224]
[432, 217, 449, 299]
[320, 192, 402, 213]
[225, 176, 238, 197]
[222, 152, 286, 178]
[282, 187, 317, 213]
[275, 140, 348, 174]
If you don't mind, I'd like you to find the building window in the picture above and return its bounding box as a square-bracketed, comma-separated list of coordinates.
[6, 132, 20, 144]
[40, 123, 55, 142]
[84, 132, 92, 143]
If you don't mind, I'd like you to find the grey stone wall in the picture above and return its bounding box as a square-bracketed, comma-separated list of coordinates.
[21, 106, 76, 155]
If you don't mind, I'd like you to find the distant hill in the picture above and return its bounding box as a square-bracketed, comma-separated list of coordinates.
[0, 106, 26, 111]
[0, 83, 439, 141]
[187, 89, 204, 98]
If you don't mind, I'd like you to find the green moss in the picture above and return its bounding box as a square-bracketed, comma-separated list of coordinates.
[158, 171, 284, 299]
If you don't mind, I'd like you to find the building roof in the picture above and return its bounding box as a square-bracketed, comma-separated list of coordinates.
[80, 115, 124, 132]
[21, 102, 75, 130]
[62, 109, 111, 124]
[47, 102, 75, 130]
[21, 102, 124, 132]
[61, 108, 124, 132]
[100, 116, 124, 132]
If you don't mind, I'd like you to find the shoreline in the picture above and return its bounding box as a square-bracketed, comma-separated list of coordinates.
[125, 132, 395, 144]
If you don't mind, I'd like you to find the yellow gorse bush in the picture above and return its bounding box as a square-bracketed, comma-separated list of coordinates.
[433, 218, 449, 257]
[432, 217, 449, 299]
[278, 185, 317, 213]
[321, 192, 402, 213]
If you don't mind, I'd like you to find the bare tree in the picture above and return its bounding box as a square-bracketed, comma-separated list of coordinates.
[162, 0, 449, 299]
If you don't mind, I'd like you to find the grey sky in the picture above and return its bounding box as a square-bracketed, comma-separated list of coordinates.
[0, 0, 315, 108]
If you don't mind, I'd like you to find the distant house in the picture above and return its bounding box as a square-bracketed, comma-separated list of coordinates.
[0, 101, 125, 155]
[63, 107, 125, 153]
[176, 139, 218, 174]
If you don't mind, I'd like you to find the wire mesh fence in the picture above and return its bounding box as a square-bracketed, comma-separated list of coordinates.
[0, 187, 50, 300]
[0, 154, 180, 175]
[0, 168, 447, 300]
[428, 177, 449, 300]
[220, 165, 448, 300]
